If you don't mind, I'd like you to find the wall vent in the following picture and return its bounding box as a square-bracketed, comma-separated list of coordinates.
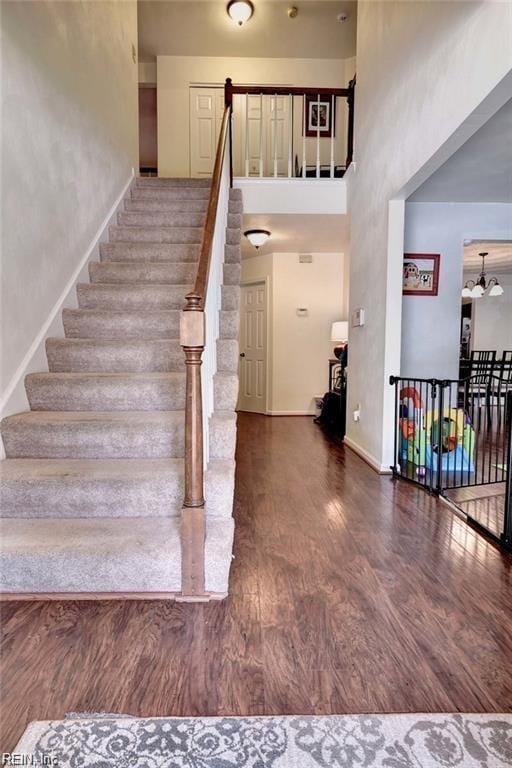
[299, 253, 313, 263]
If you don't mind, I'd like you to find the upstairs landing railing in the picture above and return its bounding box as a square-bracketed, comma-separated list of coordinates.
[225, 77, 355, 180]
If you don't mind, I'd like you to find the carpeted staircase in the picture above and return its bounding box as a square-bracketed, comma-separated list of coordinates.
[0, 177, 241, 597]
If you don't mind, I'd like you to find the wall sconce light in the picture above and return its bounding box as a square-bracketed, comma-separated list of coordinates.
[227, 1, 254, 26]
[244, 229, 270, 249]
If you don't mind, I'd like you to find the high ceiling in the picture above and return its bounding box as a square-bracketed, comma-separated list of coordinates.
[409, 98, 512, 203]
[241, 213, 348, 258]
[463, 240, 512, 275]
[138, 1, 357, 61]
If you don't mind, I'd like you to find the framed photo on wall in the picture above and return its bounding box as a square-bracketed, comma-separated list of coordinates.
[402, 253, 440, 296]
[304, 95, 336, 138]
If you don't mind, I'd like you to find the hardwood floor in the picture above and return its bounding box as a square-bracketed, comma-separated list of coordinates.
[1, 414, 511, 750]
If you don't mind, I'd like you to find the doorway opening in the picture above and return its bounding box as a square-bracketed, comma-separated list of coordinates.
[139, 85, 157, 175]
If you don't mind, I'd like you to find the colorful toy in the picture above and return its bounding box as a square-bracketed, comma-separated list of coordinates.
[399, 387, 475, 476]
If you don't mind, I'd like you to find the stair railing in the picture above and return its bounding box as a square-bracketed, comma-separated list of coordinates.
[225, 77, 355, 179]
[179, 102, 232, 598]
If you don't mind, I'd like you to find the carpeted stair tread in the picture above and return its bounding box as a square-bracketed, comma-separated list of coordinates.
[110, 225, 203, 244]
[125, 198, 208, 213]
[62, 309, 180, 339]
[100, 242, 200, 262]
[131, 187, 211, 201]
[118, 211, 206, 228]
[89, 261, 197, 285]
[46, 338, 184, 373]
[76, 283, 191, 310]
[0, 458, 235, 519]
[1, 411, 185, 459]
[135, 177, 211, 188]
[25, 372, 186, 411]
[0, 517, 182, 593]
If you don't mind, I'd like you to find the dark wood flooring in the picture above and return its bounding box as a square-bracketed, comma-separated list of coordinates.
[1, 414, 511, 750]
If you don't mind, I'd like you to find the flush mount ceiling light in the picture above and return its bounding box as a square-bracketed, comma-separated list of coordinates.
[244, 229, 270, 249]
[462, 252, 504, 299]
[227, 0, 254, 26]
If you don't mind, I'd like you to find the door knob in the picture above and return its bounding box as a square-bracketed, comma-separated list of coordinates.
[240, 352, 245, 357]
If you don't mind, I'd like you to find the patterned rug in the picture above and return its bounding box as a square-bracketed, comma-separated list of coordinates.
[15, 713, 512, 767]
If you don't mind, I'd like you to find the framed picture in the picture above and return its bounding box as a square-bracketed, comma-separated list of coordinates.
[304, 95, 336, 138]
[402, 253, 440, 296]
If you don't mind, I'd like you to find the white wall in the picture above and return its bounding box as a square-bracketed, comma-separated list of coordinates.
[157, 55, 354, 177]
[347, 1, 512, 469]
[241, 252, 345, 414]
[402, 203, 512, 379]
[1, 1, 139, 410]
[472, 273, 512, 358]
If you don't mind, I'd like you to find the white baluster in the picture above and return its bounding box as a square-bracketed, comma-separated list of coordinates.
[330, 94, 335, 179]
[273, 94, 278, 178]
[302, 94, 306, 178]
[259, 93, 263, 177]
[288, 93, 292, 178]
[245, 93, 249, 177]
[316, 93, 320, 178]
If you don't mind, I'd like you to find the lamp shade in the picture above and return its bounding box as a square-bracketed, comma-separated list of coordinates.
[244, 229, 270, 249]
[227, 0, 254, 25]
[330, 321, 348, 342]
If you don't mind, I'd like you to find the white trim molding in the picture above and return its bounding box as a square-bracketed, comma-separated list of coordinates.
[0, 172, 135, 422]
[343, 436, 393, 475]
[234, 178, 347, 215]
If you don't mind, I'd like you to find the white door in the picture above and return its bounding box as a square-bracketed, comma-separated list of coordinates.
[235, 94, 291, 177]
[265, 94, 291, 177]
[238, 282, 267, 413]
[189, 87, 224, 177]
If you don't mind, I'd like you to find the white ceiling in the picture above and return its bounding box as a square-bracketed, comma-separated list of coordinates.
[138, 1, 357, 61]
[463, 240, 512, 275]
[241, 213, 348, 257]
[409, 98, 512, 203]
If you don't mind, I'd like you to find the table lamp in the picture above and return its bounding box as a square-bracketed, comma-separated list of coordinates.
[331, 321, 348, 360]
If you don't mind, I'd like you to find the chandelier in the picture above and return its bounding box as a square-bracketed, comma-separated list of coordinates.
[461, 252, 504, 298]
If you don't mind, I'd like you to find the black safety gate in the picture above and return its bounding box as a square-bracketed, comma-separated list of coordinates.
[390, 373, 512, 549]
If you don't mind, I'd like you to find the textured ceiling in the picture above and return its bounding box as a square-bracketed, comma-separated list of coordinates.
[241, 213, 349, 257]
[138, 1, 357, 61]
[463, 240, 512, 274]
[409, 99, 512, 203]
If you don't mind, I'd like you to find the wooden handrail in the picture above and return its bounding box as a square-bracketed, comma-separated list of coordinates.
[230, 85, 349, 97]
[191, 106, 232, 307]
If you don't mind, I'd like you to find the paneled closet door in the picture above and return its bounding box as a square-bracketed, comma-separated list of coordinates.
[189, 87, 223, 177]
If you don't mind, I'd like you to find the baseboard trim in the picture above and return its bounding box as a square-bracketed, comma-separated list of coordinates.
[0, 591, 228, 603]
[343, 436, 392, 474]
[267, 410, 315, 416]
[0, 171, 135, 423]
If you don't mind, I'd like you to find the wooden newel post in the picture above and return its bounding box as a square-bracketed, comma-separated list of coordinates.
[179, 293, 206, 597]
[225, 78, 234, 187]
[346, 76, 356, 169]
[224, 77, 233, 109]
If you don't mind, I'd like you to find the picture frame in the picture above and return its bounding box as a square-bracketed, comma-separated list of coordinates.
[304, 94, 336, 138]
[402, 253, 440, 296]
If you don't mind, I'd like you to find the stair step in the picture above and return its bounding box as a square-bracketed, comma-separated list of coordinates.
[0, 458, 234, 519]
[77, 283, 190, 310]
[125, 198, 208, 213]
[46, 338, 184, 373]
[1, 411, 185, 459]
[110, 226, 203, 244]
[118, 211, 205, 228]
[224, 263, 241, 285]
[100, 242, 200, 263]
[225, 244, 241, 264]
[89, 261, 197, 285]
[210, 411, 237, 460]
[0, 517, 182, 593]
[25, 372, 185, 411]
[219, 310, 239, 339]
[222, 285, 240, 311]
[135, 177, 211, 188]
[62, 309, 180, 339]
[217, 339, 239, 373]
[131, 187, 210, 201]
[214, 373, 239, 411]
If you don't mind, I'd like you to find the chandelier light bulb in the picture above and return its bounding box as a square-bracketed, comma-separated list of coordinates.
[471, 284, 484, 298]
[489, 283, 504, 297]
[461, 286, 472, 298]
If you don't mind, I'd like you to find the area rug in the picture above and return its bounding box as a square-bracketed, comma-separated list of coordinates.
[14, 713, 512, 767]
